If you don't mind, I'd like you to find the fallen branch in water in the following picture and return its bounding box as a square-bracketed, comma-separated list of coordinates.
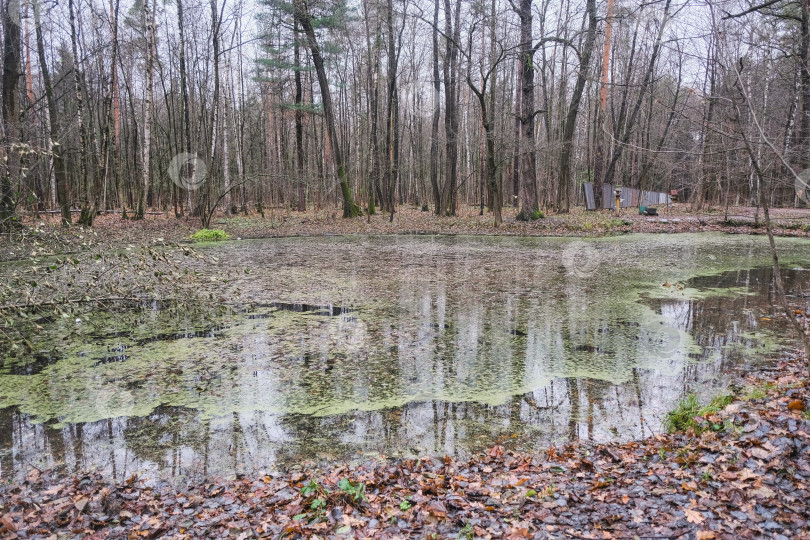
[0, 296, 144, 310]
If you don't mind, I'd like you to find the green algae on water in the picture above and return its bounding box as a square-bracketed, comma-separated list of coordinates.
[0, 233, 808, 428]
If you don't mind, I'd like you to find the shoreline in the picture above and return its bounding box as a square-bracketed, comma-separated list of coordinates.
[2, 205, 809, 263]
[1, 353, 807, 538]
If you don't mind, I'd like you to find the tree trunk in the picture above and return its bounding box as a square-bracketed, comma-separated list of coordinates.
[442, 0, 461, 216]
[136, 0, 155, 220]
[295, 0, 361, 218]
[430, 0, 442, 215]
[557, 0, 597, 213]
[1, 0, 21, 230]
[384, 0, 399, 221]
[363, 0, 380, 217]
[516, 0, 539, 220]
[294, 19, 306, 212]
[177, 0, 191, 216]
[799, 0, 810, 172]
[68, 0, 95, 226]
[593, 0, 614, 209]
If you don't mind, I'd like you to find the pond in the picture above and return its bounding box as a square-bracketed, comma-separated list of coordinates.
[1, 233, 809, 483]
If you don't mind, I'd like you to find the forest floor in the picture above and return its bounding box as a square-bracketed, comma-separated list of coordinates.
[0, 353, 808, 538]
[3, 204, 810, 263]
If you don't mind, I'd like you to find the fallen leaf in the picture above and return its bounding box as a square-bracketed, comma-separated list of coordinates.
[25, 468, 41, 484]
[74, 497, 90, 513]
[749, 447, 771, 460]
[425, 500, 448, 518]
[685, 508, 705, 524]
[751, 486, 776, 499]
[0, 516, 16, 533]
[788, 400, 807, 411]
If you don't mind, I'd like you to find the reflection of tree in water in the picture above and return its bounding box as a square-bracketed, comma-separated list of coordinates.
[0, 407, 13, 476]
[122, 406, 211, 476]
[657, 267, 809, 384]
[272, 319, 406, 464]
[4, 244, 806, 481]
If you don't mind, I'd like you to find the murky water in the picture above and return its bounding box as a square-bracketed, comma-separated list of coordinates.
[1, 233, 809, 483]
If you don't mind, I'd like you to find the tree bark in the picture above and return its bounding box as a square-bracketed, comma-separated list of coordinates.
[557, 0, 597, 213]
[295, 0, 361, 217]
[294, 19, 306, 212]
[430, 0, 442, 215]
[136, 0, 156, 220]
[384, 0, 399, 221]
[176, 0, 191, 216]
[69, 0, 95, 226]
[1, 0, 21, 230]
[593, 0, 615, 208]
[516, 0, 539, 220]
[799, 0, 810, 172]
[442, 0, 461, 216]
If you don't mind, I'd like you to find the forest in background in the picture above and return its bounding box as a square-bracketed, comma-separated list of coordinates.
[0, 0, 808, 231]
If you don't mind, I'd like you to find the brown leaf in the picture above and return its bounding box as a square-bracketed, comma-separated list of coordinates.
[425, 500, 447, 518]
[788, 400, 807, 412]
[74, 497, 90, 513]
[749, 447, 771, 460]
[0, 516, 16, 533]
[751, 486, 776, 499]
[507, 526, 532, 538]
[685, 508, 705, 524]
[25, 468, 41, 484]
[696, 531, 716, 540]
[578, 459, 594, 471]
[488, 445, 505, 458]
[591, 479, 611, 489]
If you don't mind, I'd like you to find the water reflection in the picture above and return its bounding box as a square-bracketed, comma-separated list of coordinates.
[0, 234, 809, 482]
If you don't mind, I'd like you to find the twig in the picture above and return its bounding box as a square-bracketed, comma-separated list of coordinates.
[1, 297, 143, 310]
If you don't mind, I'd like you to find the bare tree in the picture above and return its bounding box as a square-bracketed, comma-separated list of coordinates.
[294, 0, 361, 217]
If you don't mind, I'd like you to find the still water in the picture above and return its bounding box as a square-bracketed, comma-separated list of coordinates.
[1, 233, 808, 482]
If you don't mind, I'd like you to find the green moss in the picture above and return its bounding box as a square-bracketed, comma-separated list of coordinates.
[190, 228, 231, 242]
[515, 208, 544, 221]
[605, 218, 632, 229]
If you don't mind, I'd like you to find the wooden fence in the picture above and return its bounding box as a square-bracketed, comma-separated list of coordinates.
[582, 183, 671, 210]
